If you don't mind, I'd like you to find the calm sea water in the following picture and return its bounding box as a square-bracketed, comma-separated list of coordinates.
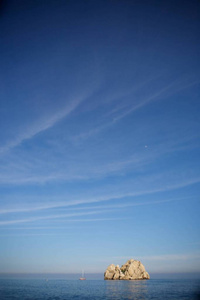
[0, 279, 200, 300]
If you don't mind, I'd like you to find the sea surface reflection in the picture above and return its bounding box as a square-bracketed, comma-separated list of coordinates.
[105, 280, 148, 300]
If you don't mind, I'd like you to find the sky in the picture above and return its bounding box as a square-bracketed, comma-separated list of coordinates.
[0, 0, 200, 277]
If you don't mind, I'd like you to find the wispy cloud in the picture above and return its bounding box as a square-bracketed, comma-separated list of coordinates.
[0, 233, 73, 237]
[0, 91, 93, 155]
[74, 77, 199, 141]
[113, 78, 200, 122]
[0, 218, 125, 230]
[0, 210, 108, 225]
[112, 253, 200, 262]
[1, 131, 198, 186]
[141, 254, 200, 261]
[0, 187, 198, 217]
[1, 192, 197, 228]
[0, 218, 125, 234]
[0, 196, 187, 216]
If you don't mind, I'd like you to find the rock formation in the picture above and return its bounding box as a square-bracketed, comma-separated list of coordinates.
[104, 259, 150, 280]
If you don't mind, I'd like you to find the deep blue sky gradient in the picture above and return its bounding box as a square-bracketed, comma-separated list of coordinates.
[0, 0, 200, 275]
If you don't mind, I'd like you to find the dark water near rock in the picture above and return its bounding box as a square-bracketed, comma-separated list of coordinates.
[0, 279, 200, 300]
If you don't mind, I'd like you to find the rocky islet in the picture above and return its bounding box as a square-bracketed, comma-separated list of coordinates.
[104, 259, 150, 280]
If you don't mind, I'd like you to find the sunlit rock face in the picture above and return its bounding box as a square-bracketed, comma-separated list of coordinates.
[104, 259, 150, 280]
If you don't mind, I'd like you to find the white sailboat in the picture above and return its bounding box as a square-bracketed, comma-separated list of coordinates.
[79, 269, 86, 280]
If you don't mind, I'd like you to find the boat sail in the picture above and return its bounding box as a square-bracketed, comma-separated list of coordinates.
[79, 270, 86, 280]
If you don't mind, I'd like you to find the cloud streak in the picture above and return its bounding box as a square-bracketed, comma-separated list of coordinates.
[0, 131, 198, 186]
[74, 77, 199, 141]
[0, 91, 92, 155]
[113, 253, 200, 262]
[0, 189, 198, 217]
[0, 210, 110, 226]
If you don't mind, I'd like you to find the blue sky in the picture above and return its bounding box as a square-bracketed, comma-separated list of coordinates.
[0, 0, 200, 275]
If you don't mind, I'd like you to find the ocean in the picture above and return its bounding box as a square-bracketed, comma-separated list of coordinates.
[0, 279, 200, 300]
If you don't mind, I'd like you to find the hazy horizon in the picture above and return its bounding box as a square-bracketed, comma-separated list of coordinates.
[1, 272, 200, 281]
